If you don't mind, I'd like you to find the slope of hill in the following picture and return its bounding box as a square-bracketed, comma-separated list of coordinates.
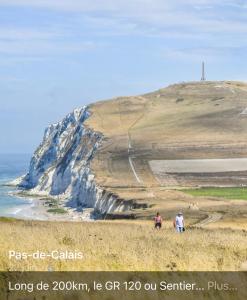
[86, 81, 247, 222]
[18, 81, 247, 224]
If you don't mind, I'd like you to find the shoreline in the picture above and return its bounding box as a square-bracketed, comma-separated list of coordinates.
[17, 199, 94, 222]
[13, 190, 95, 222]
[1, 184, 94, 222]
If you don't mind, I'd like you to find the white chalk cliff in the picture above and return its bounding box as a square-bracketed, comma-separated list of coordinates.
[18, 106, 132, 216]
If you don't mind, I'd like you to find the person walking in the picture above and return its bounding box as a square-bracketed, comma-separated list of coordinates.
[154, 212, 163, 229]
[175, 212, 185, 233]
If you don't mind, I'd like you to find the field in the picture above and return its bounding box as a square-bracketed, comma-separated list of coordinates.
[0, 218, 246, 272]
[183, 187, 247, 200]
[150, 158, 247, 174]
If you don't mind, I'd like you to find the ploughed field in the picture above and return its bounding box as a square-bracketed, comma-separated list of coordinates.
[149, 158, 247, 187]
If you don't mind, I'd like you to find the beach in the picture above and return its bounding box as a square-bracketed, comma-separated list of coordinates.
[5, 190, 94, 222]
[0, 154, 92, 222]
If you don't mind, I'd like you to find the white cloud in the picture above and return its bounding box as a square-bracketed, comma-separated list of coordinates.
[0, 0, 246, 38]
[162, 46, 244, 63]
[0, 28, 61, 40]
[0, 25, 97, 58]
[0, 0, 136, 12]
[0, 39, 96, 56]
[0, 0, 239, 11]
[0, 0, 247, 60]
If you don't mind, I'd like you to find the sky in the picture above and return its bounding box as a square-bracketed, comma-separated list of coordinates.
[1, 0, 247, 153]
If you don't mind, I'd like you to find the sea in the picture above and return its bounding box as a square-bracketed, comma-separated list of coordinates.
[0, 153, 31, 218]
[0, 153, 94, 221]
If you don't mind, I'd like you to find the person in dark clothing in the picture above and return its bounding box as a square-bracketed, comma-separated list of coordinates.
[154, 212, 163, 229]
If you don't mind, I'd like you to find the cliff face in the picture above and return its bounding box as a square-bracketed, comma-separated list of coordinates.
[19, 106, 133, 216]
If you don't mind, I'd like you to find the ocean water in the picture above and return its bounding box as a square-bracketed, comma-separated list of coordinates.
[0, 153, 94, 221]
[0, 153, 31, 217]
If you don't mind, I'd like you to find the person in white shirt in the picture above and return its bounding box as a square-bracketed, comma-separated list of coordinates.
[175, 212, 184, 233]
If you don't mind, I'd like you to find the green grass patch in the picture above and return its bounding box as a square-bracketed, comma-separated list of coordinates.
[47, 208, 67, 214]
[0, 216, 17, 223]
[183, 187, 247, 200]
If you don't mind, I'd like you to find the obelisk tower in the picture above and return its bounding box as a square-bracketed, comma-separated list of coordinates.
[201, 61, 206, 81]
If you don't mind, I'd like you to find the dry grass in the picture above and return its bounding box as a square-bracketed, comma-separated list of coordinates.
[0, 219, 246, 272]
[84, 81, 247, 214]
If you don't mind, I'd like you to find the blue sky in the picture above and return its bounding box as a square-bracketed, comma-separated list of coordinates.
[0, 0, 247, 153]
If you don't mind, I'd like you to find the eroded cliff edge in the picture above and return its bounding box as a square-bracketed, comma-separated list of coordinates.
[17, 106, 134, 217]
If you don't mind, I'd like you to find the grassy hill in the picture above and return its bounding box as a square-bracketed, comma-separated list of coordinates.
[84, 81, 247, 223]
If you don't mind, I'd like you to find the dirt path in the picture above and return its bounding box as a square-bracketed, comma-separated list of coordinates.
[128, 153, 142, 183]
[194, 212, 223, 227]
[126, 96, 149, 184]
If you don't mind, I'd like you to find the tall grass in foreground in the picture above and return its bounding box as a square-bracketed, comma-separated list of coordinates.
[0, 219, 246, 271]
